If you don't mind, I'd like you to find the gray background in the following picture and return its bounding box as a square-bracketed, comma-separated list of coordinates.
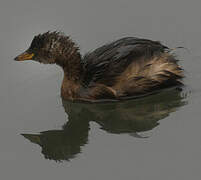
[1, 0, 201, 179]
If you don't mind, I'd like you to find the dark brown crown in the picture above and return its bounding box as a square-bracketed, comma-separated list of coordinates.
[27, 31, 81, 65]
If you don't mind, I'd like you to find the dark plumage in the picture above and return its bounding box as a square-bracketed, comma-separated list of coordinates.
[14, 31, 184, 102]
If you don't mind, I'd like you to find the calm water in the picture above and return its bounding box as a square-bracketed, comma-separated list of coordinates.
[1, 0, 201, 179]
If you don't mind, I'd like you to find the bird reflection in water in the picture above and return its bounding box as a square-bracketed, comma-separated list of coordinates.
[22, 88, 187, 161]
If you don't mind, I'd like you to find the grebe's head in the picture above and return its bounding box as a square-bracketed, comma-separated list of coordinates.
[14, 31, 77, 64]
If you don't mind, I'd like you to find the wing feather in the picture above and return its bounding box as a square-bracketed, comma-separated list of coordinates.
[82, 37, 168, 86]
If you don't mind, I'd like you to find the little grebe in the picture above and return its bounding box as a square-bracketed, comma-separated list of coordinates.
[14, 31, 183, 102]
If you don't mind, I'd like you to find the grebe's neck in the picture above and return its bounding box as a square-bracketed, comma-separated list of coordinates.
[58, 47, 83, 100]
[61, 70, 82, 100]
[62, 54, 83, 82]
[60, 58, 83, 100]
[53, 36, 83, 81]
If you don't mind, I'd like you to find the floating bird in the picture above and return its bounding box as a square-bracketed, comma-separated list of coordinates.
[15, 31, 183, 102]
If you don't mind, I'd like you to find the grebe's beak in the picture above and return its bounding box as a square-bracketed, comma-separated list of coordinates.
[14, 51, 34, 61]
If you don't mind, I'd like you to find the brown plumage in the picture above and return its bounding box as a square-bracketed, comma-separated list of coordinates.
[14, 31, 183, 102]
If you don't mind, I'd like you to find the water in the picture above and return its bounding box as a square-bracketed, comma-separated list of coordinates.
[1, 0, 201, 179]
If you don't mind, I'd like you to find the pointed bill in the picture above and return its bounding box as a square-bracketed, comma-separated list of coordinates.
[14, 51, 34, 61]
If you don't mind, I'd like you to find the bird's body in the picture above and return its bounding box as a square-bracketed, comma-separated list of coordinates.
[15, 32, 183, 102]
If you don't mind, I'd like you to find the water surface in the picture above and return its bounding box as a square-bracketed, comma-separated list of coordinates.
[1, 0, 201, 179]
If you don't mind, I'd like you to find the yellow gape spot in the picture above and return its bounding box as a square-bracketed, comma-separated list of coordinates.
[16, 52, 34, 61]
